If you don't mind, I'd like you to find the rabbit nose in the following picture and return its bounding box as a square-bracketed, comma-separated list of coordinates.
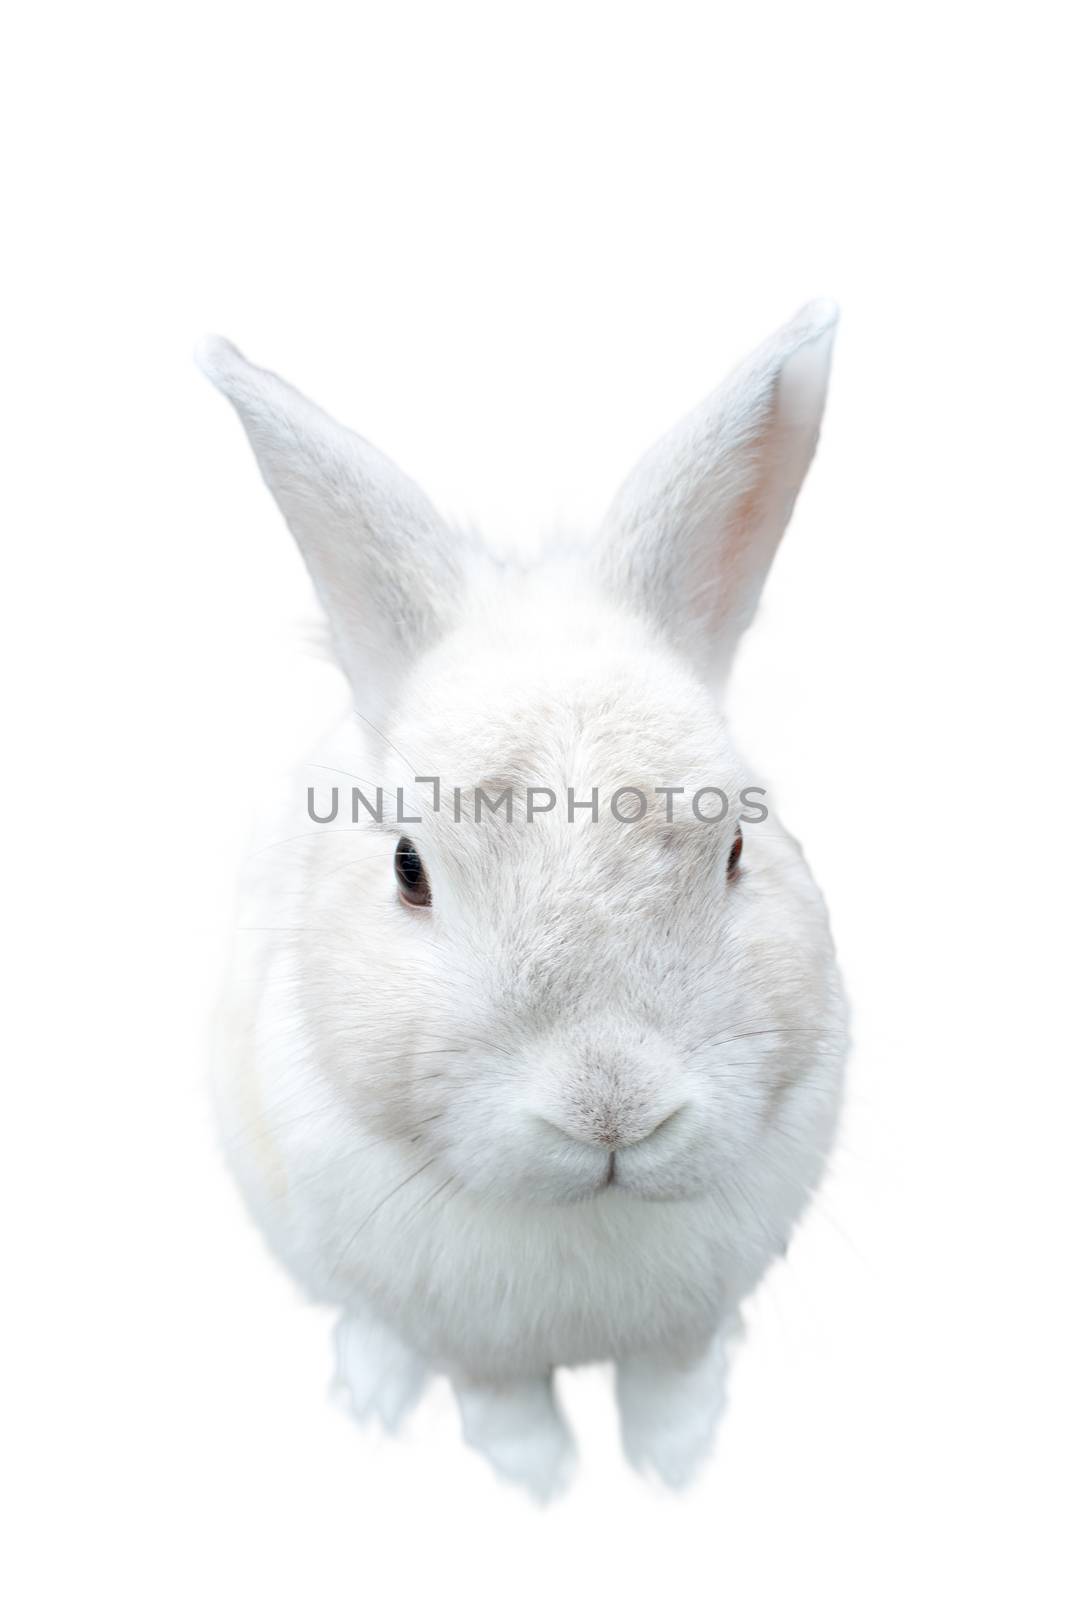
[539, 1102, 686, 1152]
[597, 1104, 686, 1150]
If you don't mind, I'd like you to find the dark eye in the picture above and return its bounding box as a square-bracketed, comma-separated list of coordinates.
[727, 826, 743, 880]
[394, 837, 432, 907]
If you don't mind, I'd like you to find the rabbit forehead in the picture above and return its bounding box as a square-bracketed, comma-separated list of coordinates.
[387, 643, 748, 979]
[392, 580, 739, 795]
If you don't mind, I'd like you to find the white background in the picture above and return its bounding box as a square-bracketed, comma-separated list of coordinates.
[4, 4, 1065, 1596]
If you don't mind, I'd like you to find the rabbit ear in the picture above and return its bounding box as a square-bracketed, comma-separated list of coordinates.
[596, 301, 838, 688]
[198, 338, 463, 720]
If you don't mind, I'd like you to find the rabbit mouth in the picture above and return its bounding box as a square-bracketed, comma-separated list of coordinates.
[574, 1148, 715, 1206]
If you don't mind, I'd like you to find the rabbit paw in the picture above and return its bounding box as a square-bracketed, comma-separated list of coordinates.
[454, 1375, 576, 1501]
[616, 1334, 729, 1488]
[333, 1309, 426, 1432]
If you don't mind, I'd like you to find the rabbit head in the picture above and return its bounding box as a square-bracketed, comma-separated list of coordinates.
[200, 303, 846, 1214]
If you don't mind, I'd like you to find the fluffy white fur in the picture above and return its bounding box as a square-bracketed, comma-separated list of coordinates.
[199, 303, 848, 1498]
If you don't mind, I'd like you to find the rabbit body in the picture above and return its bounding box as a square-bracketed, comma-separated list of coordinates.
[203, 304, 848, 1495]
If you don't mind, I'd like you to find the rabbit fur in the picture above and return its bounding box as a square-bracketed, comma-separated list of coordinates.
[200, 301, 848, 1498]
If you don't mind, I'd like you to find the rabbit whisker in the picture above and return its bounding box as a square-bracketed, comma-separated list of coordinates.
[325, 1155, 438, 1285]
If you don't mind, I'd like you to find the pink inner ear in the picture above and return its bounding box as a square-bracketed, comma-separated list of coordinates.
[703, 413, 779, 638]
[593, 304, 837, 690]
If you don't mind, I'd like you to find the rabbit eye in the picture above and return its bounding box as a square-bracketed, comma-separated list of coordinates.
[395, 837, 432, 907]
[727, 826, 743, 879]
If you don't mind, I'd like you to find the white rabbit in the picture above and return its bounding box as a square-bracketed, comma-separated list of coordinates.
[199, 301, 848, 1498]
